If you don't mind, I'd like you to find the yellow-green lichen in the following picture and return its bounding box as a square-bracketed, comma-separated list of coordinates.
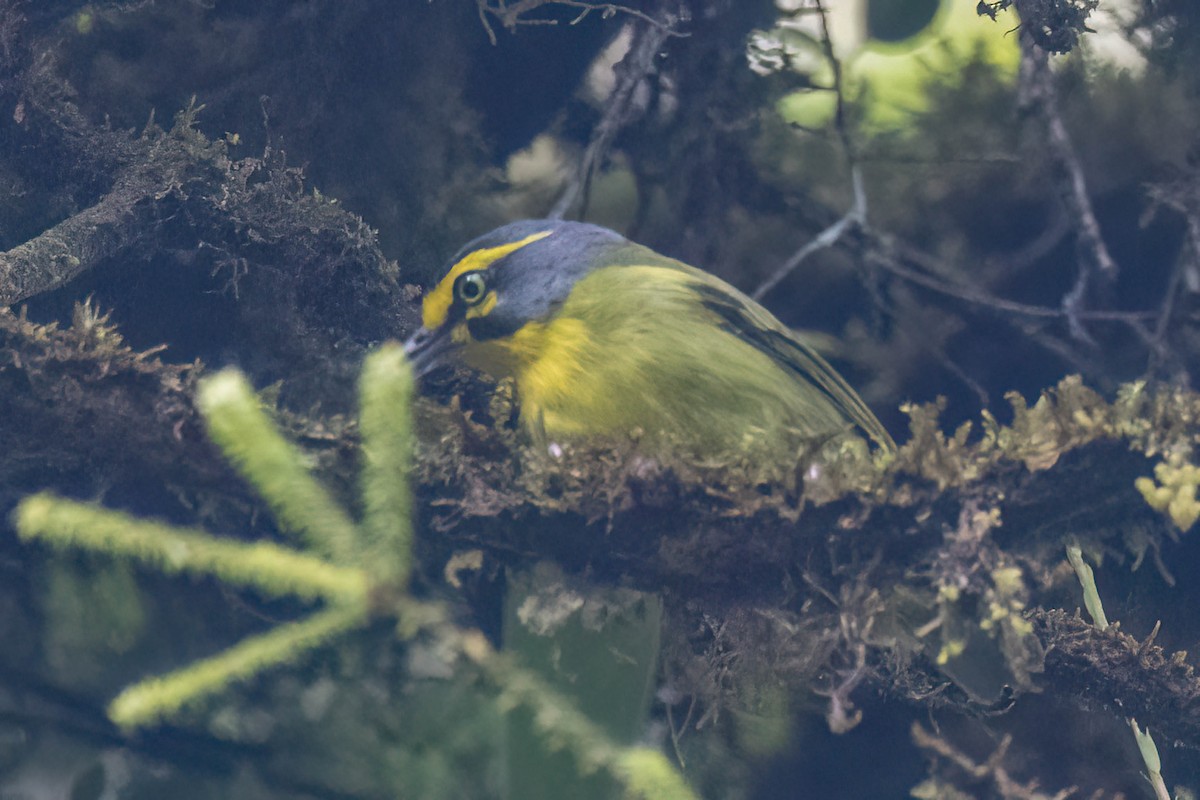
[934, 636, 967, 666]
[1135, 453, 1200, 532]
[979, 565, 1031, 637]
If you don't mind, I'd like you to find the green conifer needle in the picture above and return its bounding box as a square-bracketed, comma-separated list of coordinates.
[197, 369, 360, 565]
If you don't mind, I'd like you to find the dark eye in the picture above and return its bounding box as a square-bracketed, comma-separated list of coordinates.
[456, 272, 487, 305]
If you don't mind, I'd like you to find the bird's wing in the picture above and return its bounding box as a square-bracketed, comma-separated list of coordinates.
[600, 242, 894, 451]
[685, 270, 895, 452]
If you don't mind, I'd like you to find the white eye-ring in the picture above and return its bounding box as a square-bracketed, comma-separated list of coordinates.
[456, 272, 487, 305]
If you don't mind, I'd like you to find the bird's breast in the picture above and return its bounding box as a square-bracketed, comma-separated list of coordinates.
[505, 315, 592, 411]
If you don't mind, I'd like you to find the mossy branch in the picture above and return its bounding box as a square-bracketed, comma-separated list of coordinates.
[15, 493, 369, 606]
[108, 604, 368, 730]
[197, 369, 360, 565]
[1064, 547, 1174, 798]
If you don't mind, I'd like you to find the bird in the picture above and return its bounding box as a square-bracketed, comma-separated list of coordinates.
[403, 218, 894, 457]
[403, 219, 894, 797]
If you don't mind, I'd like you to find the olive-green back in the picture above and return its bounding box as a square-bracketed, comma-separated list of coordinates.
[533, 243, 894, 454]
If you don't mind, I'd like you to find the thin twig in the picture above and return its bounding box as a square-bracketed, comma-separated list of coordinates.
[869, 233, 1154, 324]
[912, 722, 1078, 800]
[1013, 318, 1102, 378]
[1150, 249, 1187, 358]
[665, 692, 696, 769]
[752, 0, 863, 302]
[752, 166, 866, 301]
[864, 231, 1151, 382]
[1001, 208, 1071, 274]
[1018, 34, 1119, 343]
[1144, 191, 1200, 380]
[938, 351, 991, 409]
[477, 0, 682, 43]
[549, 2, 678, 219]
[813, 0, 853, 159]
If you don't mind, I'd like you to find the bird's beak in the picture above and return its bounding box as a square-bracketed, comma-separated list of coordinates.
[403, 325, 457, 378]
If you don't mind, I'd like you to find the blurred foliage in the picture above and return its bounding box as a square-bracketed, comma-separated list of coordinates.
[13, 351, 696, 799]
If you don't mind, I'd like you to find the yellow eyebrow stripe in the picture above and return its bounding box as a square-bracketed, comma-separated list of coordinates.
[421, 230, 552, 329]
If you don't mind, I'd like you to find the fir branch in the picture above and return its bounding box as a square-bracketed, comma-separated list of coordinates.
[108, 604, 367, 729]
[357, 343, 416, 586]
[14, 493, 369, 606]
[614, 747, 699, 800]
[197, 369, 360, 566]
[466, 636, 698, 800]
[13, 353, 700, 797]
